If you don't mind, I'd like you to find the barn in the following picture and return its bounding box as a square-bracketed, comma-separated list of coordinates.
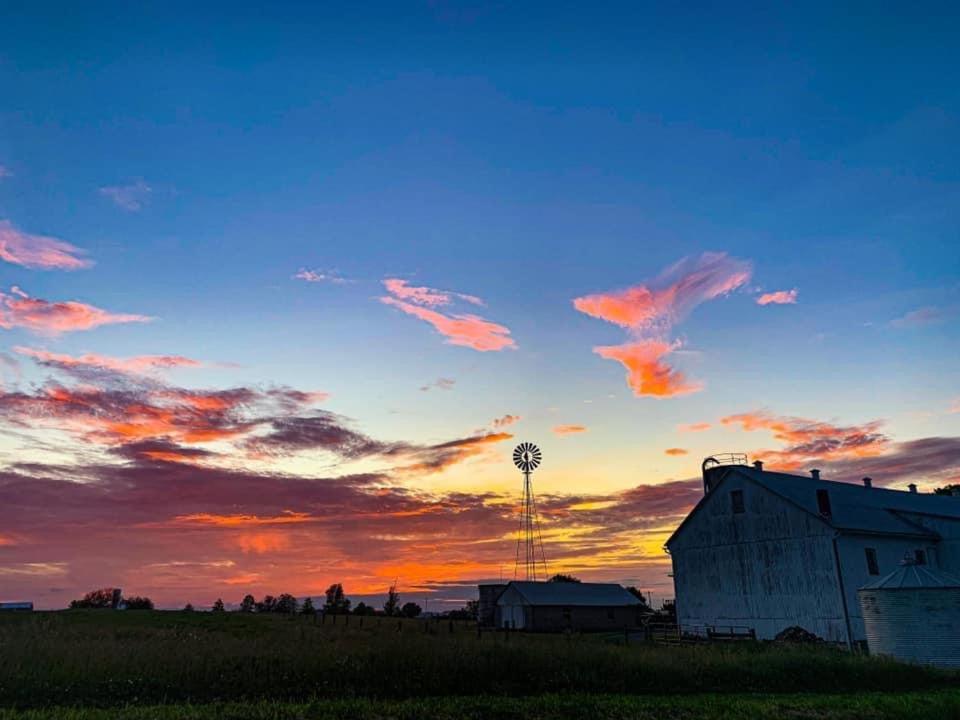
[493, 581, 643, 631]
[666, 456, 960, 646]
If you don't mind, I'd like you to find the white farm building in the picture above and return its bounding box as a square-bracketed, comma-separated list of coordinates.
[665, 457, 960, 646]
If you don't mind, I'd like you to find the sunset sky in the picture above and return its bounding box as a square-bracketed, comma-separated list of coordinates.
[1, 4, 958, 609]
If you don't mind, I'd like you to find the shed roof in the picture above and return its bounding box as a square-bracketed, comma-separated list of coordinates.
[499, 581, 641, 607]
[667, 465, 960, 549]
[860, 563, 960, 590]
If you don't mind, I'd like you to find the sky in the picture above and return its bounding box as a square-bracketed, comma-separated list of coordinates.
[0, 2, 958, 610]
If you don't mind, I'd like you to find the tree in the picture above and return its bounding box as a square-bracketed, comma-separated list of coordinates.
[69, 588, 119, 609]
[383, 582, 400, 617]
[275, 593, 298, 614]
[401, 602, 422, 618]
[935, 484, 960, 496]
[257, 595, 278, 613]
[353, 601, 376, 616]
[324, 583, 351, 614]
[212, 598, 225, 613]
[300, 597, 316, 615]
[445, 600, 478, 621]
[123, 595, 154, 610]
[239, 594, 256, 613]
[548, 573, 581, 583]
[625, 586, 652, 612]
[183, 603, 194, 612]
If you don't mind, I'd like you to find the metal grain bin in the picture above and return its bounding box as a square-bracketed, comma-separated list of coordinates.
[857, 562, 960, 668]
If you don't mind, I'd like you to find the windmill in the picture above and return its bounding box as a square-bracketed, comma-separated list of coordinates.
[513, 442, 548, 581]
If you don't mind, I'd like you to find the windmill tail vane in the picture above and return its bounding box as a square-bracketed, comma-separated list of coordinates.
[512, 442, 548, 582]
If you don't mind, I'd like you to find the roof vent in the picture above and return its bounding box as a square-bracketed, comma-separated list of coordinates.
[908, 483, 918, 494]
[753, 460, 764, 471]
[810, 469, 821, 480]
[863, 477, 873, 489]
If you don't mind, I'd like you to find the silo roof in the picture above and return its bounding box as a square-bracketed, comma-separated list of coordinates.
[860, 564, 960, 590]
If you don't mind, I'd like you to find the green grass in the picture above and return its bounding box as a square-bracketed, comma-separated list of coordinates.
[3, 692, 960, 720]
[1, 611, 956, 715]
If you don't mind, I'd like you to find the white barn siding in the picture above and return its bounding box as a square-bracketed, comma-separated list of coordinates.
[670, 474, 849, 642]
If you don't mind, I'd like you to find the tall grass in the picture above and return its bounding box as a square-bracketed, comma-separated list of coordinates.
[0, 611, 954, 709]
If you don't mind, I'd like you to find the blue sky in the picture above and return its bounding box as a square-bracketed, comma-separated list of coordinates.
[0, 2, 957, 607]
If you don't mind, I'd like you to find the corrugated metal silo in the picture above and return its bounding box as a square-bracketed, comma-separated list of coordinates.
[857, 561, 960, 667]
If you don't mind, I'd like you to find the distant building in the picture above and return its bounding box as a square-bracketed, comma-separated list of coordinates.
[666, 456, 960, 645]
[486, 581, 643, 631]
[0, 602, 33, 611]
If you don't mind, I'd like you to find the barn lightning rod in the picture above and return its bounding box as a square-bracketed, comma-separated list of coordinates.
[513, 442, 548, 581]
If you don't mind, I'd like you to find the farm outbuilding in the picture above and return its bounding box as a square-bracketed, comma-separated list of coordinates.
[492, 581, 643, 631]
[858, 561, 960, 667]
[666, 456, 960, 646]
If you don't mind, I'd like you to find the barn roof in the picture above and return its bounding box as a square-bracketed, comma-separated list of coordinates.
[666, 465, 960, 549]
[499, 581, 641, 607]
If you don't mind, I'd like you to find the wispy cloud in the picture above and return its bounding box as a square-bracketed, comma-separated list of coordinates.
[0, 166, 12, 180]
[678, 422, 711, 432]
[99, 180, 152, 212]
[419, 377, 455, 392]
[14, 347, 202, 377]
[890, 306, 945, 328]
[380, 279, 515, 352]
[573, 252, 751, 397]
[0, 288, 152, 336]
[553, 424, 588, 436]
[756, 289, 798, 305]
[293, 268, 350, 285]
[0, 220, 92, 270]
[492, 414, 520, 428]
[664, 447, 688, 456]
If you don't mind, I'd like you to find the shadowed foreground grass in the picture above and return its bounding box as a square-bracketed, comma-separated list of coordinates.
[3, 692, 960, 720]
[1, 611, 957, 716]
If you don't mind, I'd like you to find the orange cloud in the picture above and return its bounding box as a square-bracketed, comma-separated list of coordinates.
[381, 297, 515, 351]
[14, 347, 201, 375]
[0, 288, 151, 335]
[678, 422, 711, 432]
[593, 340, 702, 398]
[721, 410, 889, 468]
[664, 447, 688, 456]
[492, 414, 520, 428]
[574, 253, 751, 397]
[169, 512, 313, 527]
[236, 532, 291, 554]
[756, 289, 798, 305]
[0, 220, 92, 270]
[382, 278, 484, 307]
[553, 424, 588, 436]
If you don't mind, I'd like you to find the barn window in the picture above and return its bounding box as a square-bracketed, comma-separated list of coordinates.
[730, 490, 745, 514]
[915, 549, 927, 565]
[865, 548, 880, 576]
[816, 489, 832, 517]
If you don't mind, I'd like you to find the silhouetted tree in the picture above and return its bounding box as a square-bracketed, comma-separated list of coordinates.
[257, 595, 278, 613]
[324, 583, 351, 614]
[401, 602, 422, 618]
[239, 594, 256, 613]
[275, 593, 298, 614]
[353, 601, 376, 616]
[383, 582, 400, 616]
[548, 573, 581, 583]
[211, 598, 225, 612]
[935, 484, 960, 496]
[69, 588, 119, 609]
[183, 603, 194, 612]
[656, 599, 676, 623]
[625, 586, 652, 612]
[445, 600, 479, 621]
[123, 595, 154, 610]
[300, 597, 315, 615]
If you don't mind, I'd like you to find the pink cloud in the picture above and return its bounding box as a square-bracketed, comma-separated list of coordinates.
[13, 347, 202, 375]
[0, 220, 92, 271]
[664, 447, 688, 456]
[0, 289, 152, 336]
[380, 297, 515, 351]
[573, 253, 751, 397]
[552, 424, 588, 436]
[756, 289, 798, 305]
[293, 268, 350, 285]
[382, 278, 485, 308]
[678, 422, 711, 432]
[492, 414, 521, 428]
[593, 340, 703, 398]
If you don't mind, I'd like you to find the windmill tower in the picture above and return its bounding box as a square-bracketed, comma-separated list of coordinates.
[513, 442, 548, 581]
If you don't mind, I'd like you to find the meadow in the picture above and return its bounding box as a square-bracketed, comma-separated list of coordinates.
[1, 610, 958, 719]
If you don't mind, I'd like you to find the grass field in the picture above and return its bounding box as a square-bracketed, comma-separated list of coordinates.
[2, 611, 957, 718]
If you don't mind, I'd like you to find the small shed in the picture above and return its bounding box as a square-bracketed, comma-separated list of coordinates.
[858, 561, 960, 667]
[495, 581, 642, 631]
